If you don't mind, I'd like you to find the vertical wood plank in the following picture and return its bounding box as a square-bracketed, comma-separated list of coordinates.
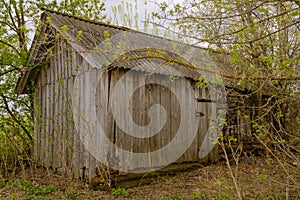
[34, 77, 42, 164]
[44, 84, 50, 166]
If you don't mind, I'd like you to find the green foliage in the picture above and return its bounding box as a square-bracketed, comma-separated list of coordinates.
[111, 0, 139, 30]
[176, 0, 300, 189]
[66, 189, 80, 199]
[169, 194, 185, 200]
[111, 187, 129, 198]
[76, 30, 83, 41]
[36, 0, 106, 21]
[3, 179, 56, 198]
[87, 190, 94, 197]
[0, 0, 106, 177]
[196, 75, 207, 88]
[191, 191, 208, 200]
[154, 0, 300, 87]
[257, 169, 268, 180]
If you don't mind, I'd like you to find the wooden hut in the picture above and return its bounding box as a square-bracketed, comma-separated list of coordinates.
[17, 9, 261, 181]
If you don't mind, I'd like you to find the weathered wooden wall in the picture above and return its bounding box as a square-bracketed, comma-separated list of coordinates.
[34, 36, 98, 180]
[34, 36, 221, 180]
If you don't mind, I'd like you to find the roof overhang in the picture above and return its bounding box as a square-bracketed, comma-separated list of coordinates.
[16, 12, 50, 94]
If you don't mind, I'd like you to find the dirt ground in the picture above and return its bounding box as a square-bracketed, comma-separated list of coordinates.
[0, 156, 299, 200]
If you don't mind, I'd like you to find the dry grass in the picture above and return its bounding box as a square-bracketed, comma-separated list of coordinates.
[0, 156, 299, 200]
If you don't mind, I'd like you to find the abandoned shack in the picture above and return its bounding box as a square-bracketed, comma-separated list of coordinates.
[16, 9, 268, 181]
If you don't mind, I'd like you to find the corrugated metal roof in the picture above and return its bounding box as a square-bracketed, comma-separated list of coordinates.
[44, 9, 221, 79]
[16, 9, 229, 94]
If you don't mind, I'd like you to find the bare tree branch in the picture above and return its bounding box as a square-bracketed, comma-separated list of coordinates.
[1, 94, 33, 142]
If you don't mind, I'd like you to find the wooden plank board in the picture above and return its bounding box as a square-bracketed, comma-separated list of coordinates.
[51, 42, 58, 168]
[57, 41, 63, 171]
[88, 69, 102, 179]
[130, 70, 140, 169]
[131, 70, 142, 169]
[208, 102, 219, 163]
[206, 100, 216, 163]
[73, 101, 81, 179]
[49, 48, 56, 169]
[183, 79, 198, 162]
[78, 68, 84, 179]
[61, 41, 66, 80]
[39, 84, 43, 165]
[195, 85, 202, 162]
[175, 77, 183, 163]
[147, 74, 156, 168]
[64, 47, 73, 175]
[114, 69, 125, 172]
[88, 150, 96, 181]
[34, 78, 42, 164]
[107, 70, 116, 169]
[54, 81, 60, 169]
[82, 62, 89, 179]
[48, 85, 54, 168]
[33, 86, 39, 164]
[73, 55, 81, 178]
[65, 76, 73, 177]
[40, 63, 48, 165]
[146, 75, 154, 168]
[41, 84, 46, 166]
[100, 70, 111, 169]
[110, 69, 122, 170]
[125, 70, 134, 171]
[61, 78, 67, 176]
[44, 84, 50, 166]
[197, 87, 209, 164]
[59, 40, 64, 169]
[137, 72, 149, 168]
[161, 75, 171, 163]
[156, 75, 163, 166]
[181, 78, 189, 162]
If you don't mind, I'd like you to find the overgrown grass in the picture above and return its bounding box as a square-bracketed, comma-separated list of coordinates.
[0, 155, 299, 199]
[1, 179, 56, 199]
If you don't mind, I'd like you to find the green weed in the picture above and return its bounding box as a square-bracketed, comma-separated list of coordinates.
[111, 187, 128, 198]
